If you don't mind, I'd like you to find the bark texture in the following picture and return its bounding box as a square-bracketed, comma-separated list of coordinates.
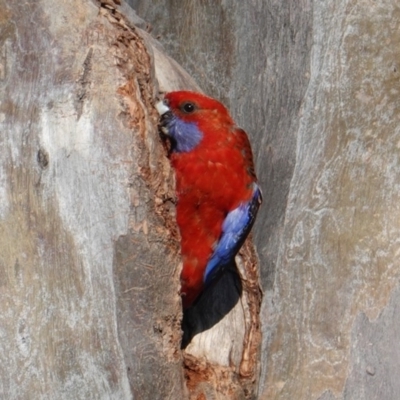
[0, 0, 190, 398]
[134, 1, 400, 399]
[4, 0, 400, 398]
[1, 0, 262, 398]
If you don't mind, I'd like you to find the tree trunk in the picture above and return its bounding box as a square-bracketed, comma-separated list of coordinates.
[4, 0, 400, 399]
[1, 0, 262, 398]
[0, 0, 188, 398]
[135, 1, 400, 399]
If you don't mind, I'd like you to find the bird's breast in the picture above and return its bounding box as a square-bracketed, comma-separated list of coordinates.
[171, 146, 254, 212]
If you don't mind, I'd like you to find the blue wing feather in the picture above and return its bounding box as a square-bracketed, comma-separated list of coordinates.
[203, 183, 262, 285]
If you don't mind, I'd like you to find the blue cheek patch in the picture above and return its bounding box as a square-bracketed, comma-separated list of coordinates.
[166, 117, 203, 153]
[203, 184, 262, 285]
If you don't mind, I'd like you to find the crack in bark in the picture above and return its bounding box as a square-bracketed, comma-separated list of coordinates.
[74, 47, 93, 120]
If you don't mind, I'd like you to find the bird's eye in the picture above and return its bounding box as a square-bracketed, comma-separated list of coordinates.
[181, 102, 196, 113]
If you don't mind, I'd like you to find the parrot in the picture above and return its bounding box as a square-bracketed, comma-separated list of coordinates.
[156, 91, 262, 309]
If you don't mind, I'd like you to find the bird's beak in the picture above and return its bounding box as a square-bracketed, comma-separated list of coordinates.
[156, 100, 173, 137]
[156, 100, 170, 116]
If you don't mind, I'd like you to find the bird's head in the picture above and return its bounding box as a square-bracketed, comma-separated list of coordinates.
[156, 91, 234, 153]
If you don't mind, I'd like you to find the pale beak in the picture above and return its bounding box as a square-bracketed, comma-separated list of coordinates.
[156, 100, 170, 116]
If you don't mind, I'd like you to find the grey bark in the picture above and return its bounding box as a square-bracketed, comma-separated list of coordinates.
[1, 0, 262, 398]
[4, 0, 400, 398]
[134, 1, 400, 399]
[0, 1, 192, 398]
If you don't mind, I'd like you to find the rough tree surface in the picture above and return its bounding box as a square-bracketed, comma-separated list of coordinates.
[3, 0, 400, 398]
[134, 1, 400, 399]
[0, 0, 190, 398]
[1, 0, 263, 399]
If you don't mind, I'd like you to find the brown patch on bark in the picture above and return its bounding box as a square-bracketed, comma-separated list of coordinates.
[97, 0, 179, 259]
[97, 0, 183, 393]
[184, 353, 245, 400]
[237, 237, 263, 382]
[100, 2, 178, 238]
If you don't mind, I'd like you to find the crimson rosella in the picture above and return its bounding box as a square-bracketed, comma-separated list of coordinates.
[156, 91, 262, 309]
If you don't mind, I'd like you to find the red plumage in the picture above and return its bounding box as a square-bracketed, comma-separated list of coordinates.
[160, 91, 259, 309]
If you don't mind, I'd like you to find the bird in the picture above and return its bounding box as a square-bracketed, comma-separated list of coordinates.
[156, 91, 262, 309]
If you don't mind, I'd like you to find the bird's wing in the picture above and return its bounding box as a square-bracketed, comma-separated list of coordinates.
[203, 183, 262, 285]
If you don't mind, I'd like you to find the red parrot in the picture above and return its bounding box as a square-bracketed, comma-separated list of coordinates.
[156, 91, 262, 309]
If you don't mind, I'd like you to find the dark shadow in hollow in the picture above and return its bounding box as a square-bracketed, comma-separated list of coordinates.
[181, 261, 242, 349]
